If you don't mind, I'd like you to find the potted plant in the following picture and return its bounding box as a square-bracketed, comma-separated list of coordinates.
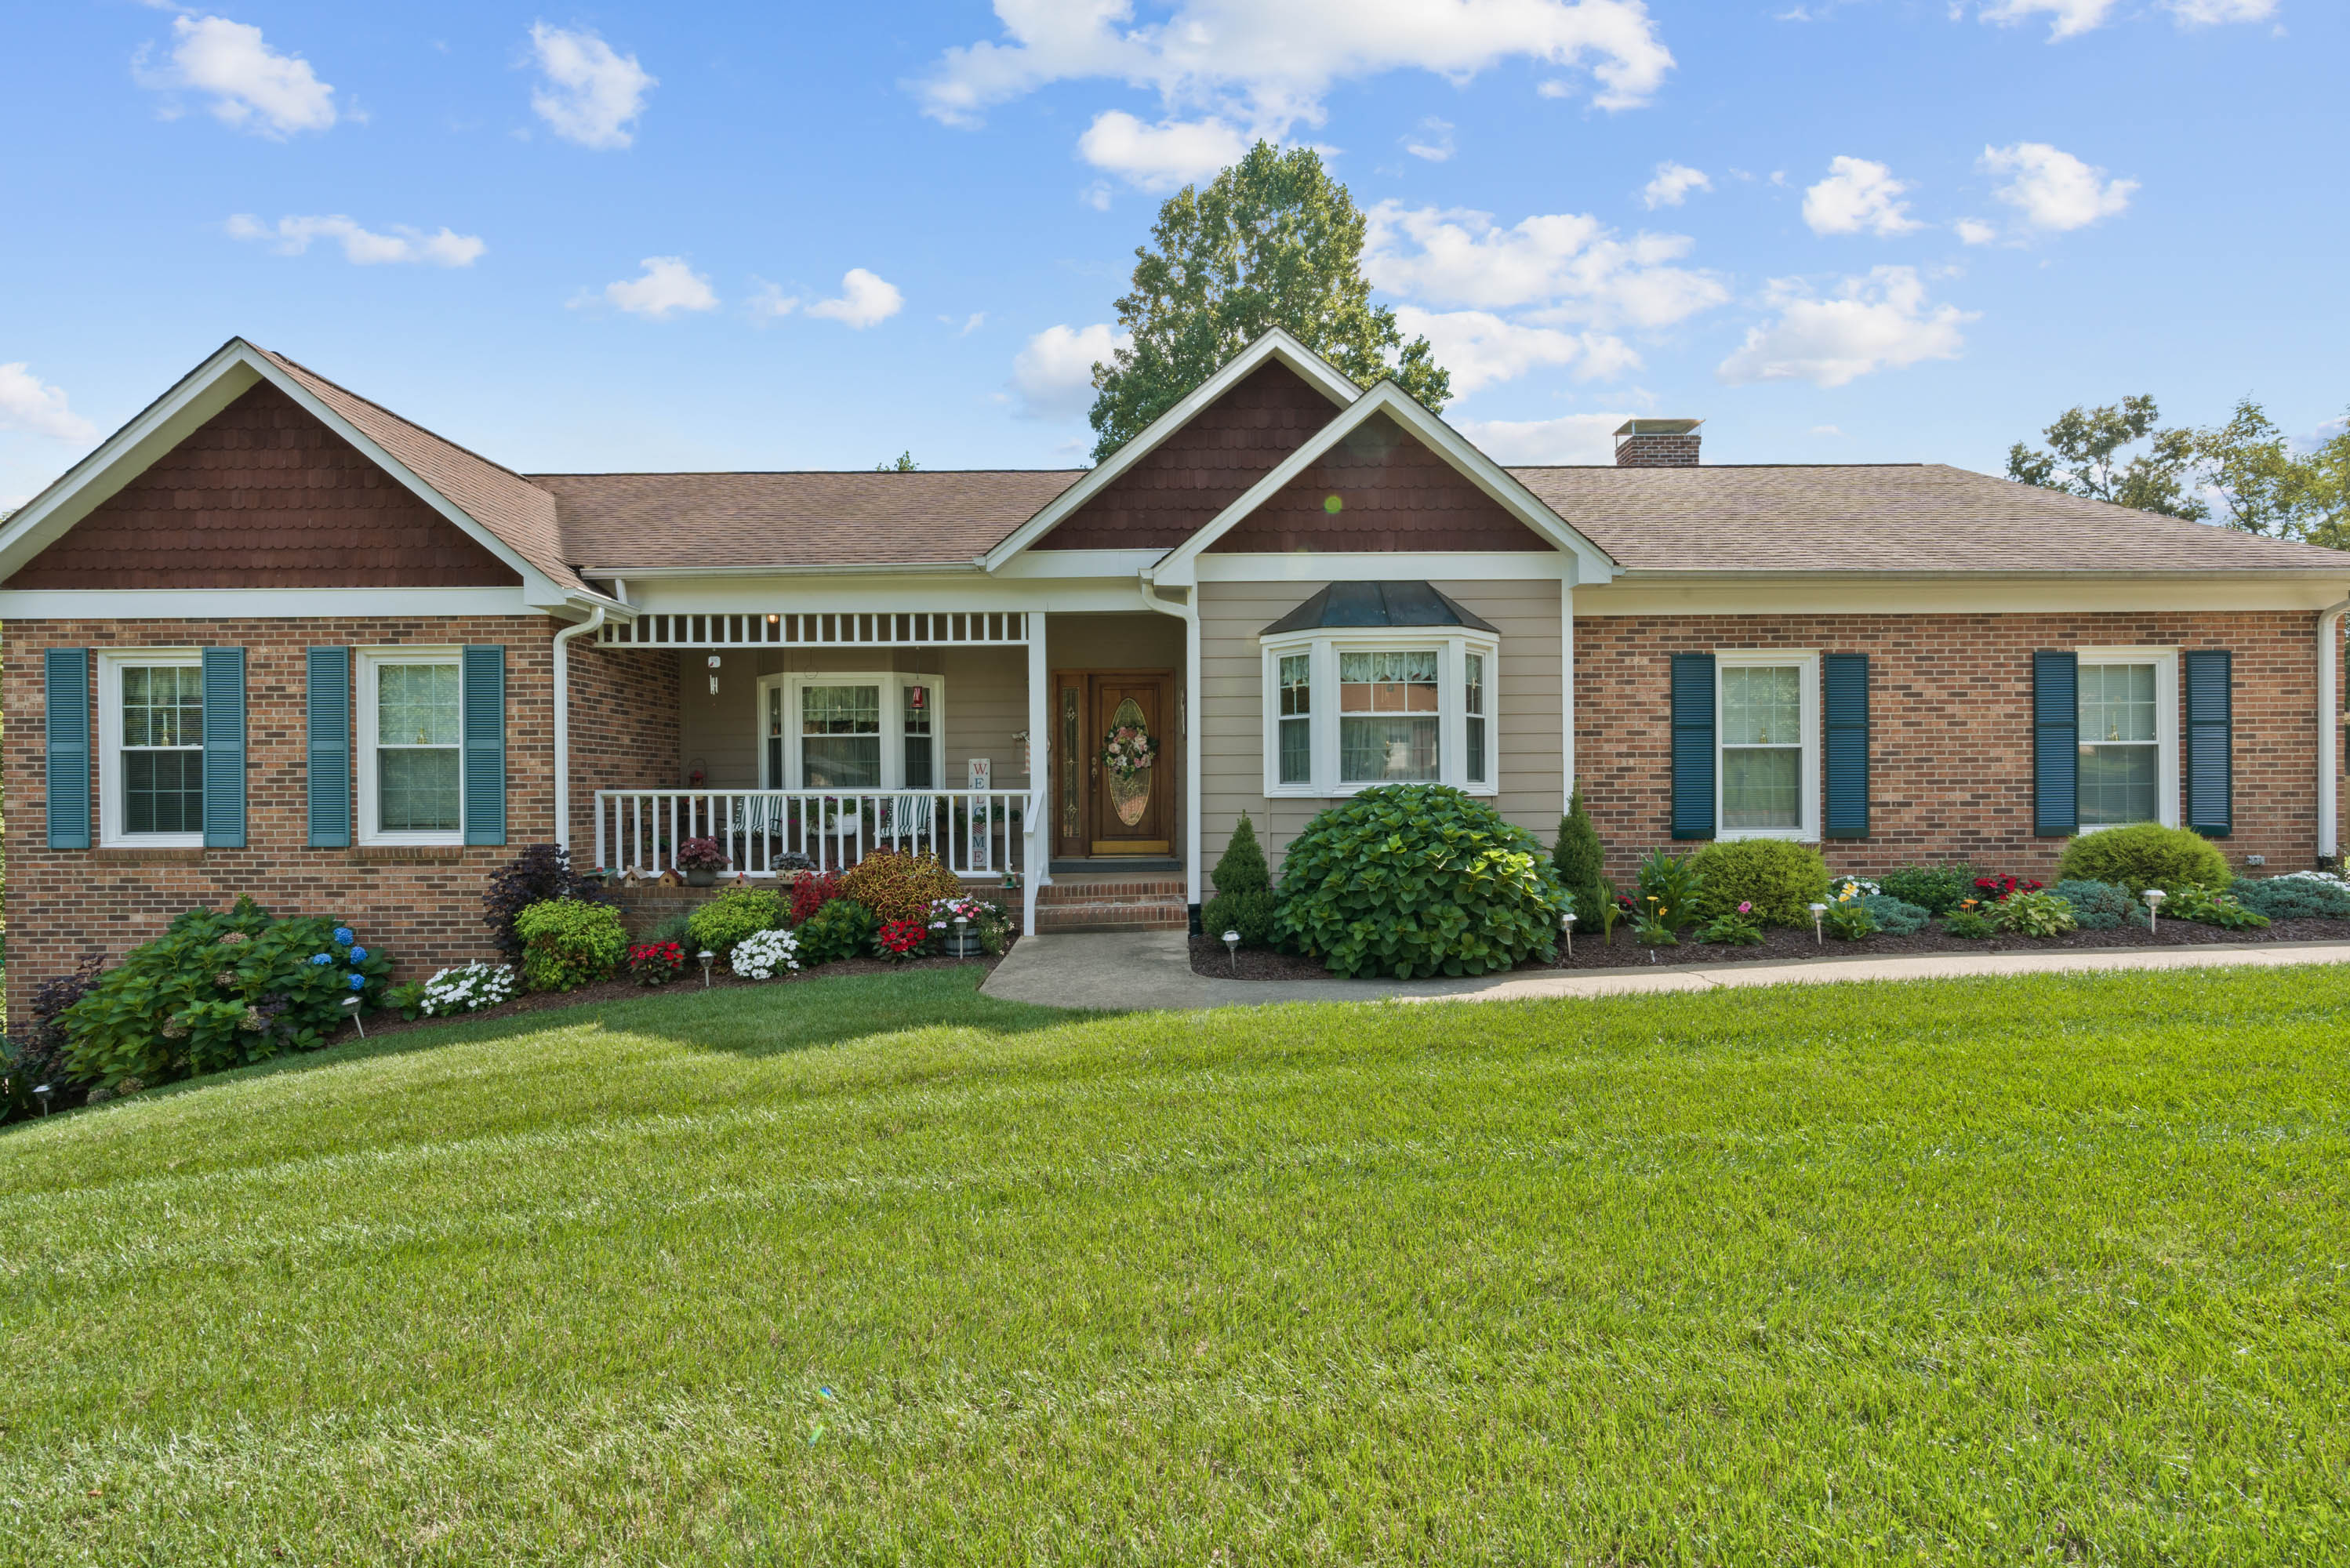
[675, 837, 728, 887]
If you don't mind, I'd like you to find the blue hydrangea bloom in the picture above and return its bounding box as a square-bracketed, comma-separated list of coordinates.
[348, 946, 367, 962]
[310, 953, 333, 966]
[332, 927, 355, 946]
[348, 974, 367, 990]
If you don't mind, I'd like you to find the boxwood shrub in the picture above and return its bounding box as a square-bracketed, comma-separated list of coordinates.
[514, 899, 627, 992]
[1273, 785, 1564, 978]
[685, 887, 784, 958]
[2055, 823, 2232, 895]
[1687, 838, 1831, 927]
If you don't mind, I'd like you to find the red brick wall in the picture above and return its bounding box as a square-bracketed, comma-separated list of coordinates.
[7, 384, 521, 590]
[3, 615, 569, 1023]
[1575, 610, 2341, 884]
[568, 646, 680, 851]
[1209, 412, 1553, 554]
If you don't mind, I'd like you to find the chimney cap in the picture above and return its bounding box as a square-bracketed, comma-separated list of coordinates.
[1613, 418, 1703, 438]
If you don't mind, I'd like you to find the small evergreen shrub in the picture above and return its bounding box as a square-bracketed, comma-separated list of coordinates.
[1552, 788, 1607, 927]
[1273, 785, 1564, 979]
[2231, 874, 2350, 921]
[2056, 823, 2232, 895]
[1857, 894, 1930, 935]
[1878, 863, 1978, 914]
[1211, 814, 1271, 896]
[2051, 879, 2141, 931]
[1202, 890, 1280, 950]
[514, 899, 627, 992]
[686, 888, 785, 958]
[484, 844, 616, 962]
[639, 912, 694, 949]
[797, 899, 880, 965]
[1687, 838, 1828, 927]
[841, 851, 965, 924]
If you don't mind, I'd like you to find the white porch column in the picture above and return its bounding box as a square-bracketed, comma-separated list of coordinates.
[1026, 609, 1048, 939]
[1560, 577, 1575, 812]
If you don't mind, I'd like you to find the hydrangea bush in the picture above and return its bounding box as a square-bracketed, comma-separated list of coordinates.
[731, 927, 801, 979]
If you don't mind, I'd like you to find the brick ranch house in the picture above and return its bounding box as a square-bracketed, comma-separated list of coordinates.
[5, 329, 2348, 1013]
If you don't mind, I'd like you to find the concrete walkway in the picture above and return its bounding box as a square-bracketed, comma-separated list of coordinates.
[980, 929, 2350, 1011]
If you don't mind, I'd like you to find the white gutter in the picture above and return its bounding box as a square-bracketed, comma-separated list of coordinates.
[553, 606, 608, 858]
[1139, 570, 1203, 915]
[2321, 597, 2348, 861]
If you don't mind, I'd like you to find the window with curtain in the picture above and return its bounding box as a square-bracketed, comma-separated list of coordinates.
[1720, 664, 1802, 829]
[1277, 653, 1312, 786]
[121, 664, 204, 835]
[801, 684, 881, 788]
[375, 661, 462, 833]
[1465, 652, 1487, 786]
[902, 683, 934, 789]
[2078, 662, 2159, 825]
[1339, 650, 1440, 783]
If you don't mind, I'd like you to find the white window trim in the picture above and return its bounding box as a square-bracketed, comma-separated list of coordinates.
[358, 647, 467, 846]
[2074, 645, 2179, 832]
[1714, 649, 1820, 844]
[1258, 628, 1499, 798]
[757, 671, 949, 792]
[97, 648, 205, 848]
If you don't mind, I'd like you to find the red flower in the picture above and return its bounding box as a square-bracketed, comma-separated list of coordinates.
[876, 919, 929, 960]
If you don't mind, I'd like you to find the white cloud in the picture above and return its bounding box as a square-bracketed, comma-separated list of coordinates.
[226, 213, 485, 267]
[1809, 423, 1843, 436]
[1641, 162, 1710, 209]
[1716, 266, 1973, 388]
[1801, 156, 1921, 237]
[749, 281, 801, 319]
[1981, 142, 2135, 230]
[587, 256, 717, 319]
[917, 0, 1676, 137]
[1451, 411, 1627, 463]
[1978, 0, 2118, 37]
[1393, 307, 1637, 395]
[1076, 111, 1251, 189]
[0, 364, 98, 444]
[1955, 217, 2000, 245]
[2165, 0, 2274, 20]
[950, 312, 988, 336]
[528, 23, 655, 150]
[806, 268, 904, 328]
[1403, 117, 1455, 162]
[1365, 202, 1727, 329]
[1013, 323, 1131, 418]
[137, 14, 337, 137]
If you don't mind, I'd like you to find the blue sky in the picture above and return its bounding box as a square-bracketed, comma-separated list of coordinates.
[2, 0, 2341, 507]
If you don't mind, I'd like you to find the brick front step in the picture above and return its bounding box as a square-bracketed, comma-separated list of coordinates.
[1033, 898, 1190, 934]
[1037, 877, 1186, 905]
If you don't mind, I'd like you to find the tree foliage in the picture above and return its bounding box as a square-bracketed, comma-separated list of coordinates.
[2188, 398, 2350, 546]
[1087, 142, 1451, 461]
[2006, 395, 2206, 519]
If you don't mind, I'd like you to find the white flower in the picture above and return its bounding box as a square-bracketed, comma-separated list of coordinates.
[731, 927, 802, 981]
[419, 961, 516, 1015]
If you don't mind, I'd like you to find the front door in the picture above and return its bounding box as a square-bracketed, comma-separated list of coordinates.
[1053, 670, 1174, 858]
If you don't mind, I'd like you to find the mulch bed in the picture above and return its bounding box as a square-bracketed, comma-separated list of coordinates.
[344, 950, 1004, 1042]
[1192, 917, 2350, 982]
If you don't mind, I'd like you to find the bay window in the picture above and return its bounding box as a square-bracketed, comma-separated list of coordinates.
[761, 673, 947, 791]
[1261, 633, 1497, 796]
[98, 651, 204, 846]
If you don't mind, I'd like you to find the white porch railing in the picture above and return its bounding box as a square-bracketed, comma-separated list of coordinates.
[595, 789, 1033, 880]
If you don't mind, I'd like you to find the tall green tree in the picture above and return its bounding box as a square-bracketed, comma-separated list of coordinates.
[1086, 142, 1451, 462]
[2188, 397, 2350, 547]
[2006, 395, 2207, 519]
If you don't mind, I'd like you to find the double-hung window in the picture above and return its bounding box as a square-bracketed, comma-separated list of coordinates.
[2075, 648, 2177, 829]
[359, 650, 465, 843]
[1262, 634, 1497, 796]
[1714, 652, 1819, 840]
[1338, 650, 1441, 784]
[761, 673, 948, 791]
[98, 651, 205, 845]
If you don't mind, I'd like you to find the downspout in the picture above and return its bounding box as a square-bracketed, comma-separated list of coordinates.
[1140, 572, 1203, 923]
[553, 606, 608, 862]
[2321, 597, 2348, 863]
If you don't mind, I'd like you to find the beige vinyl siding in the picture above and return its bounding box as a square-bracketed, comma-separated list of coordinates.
[1197, 578, 1564, 879]
[677, 647, 1030, 791]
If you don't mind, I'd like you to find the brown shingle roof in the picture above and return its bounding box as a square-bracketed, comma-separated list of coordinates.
[1508, 463, 2350, 574]
[531, 470, 1083, 572]
[257, 347, 587, 593]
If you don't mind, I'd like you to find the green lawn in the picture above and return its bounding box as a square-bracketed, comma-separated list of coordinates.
[4, 966, 2348, 1564]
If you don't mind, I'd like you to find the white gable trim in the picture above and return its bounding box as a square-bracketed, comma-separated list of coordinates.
[0, 338, 579, 610]
[1144, 383, 1619, 588]
[979, 328, 1361, 571]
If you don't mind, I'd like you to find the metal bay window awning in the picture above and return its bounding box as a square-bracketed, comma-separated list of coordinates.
[597, 611, 1030, 648]
[1261, 581, 1498, 636]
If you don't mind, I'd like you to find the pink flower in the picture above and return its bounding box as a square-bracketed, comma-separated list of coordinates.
[1738, 901, 1753, 914]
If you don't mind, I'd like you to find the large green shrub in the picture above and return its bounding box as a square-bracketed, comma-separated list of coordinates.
[1552, 787, 1606, 927]
[2231, 874, 2350, 921]
[1877, 863, 1978, 915]
[1211, 814, 1270, 896]
[2055, 823, 2232, 895]
[1687, 838, 1830, 927]
[685, 888, 784, 957]
[1273, 785, 1564, 978]
[60, 898, 393, 1091]
[514, 899, 627, 992]
[797, 898, 880, 965]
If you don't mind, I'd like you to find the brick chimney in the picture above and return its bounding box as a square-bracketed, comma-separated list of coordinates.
[1613, 418, 1702, 467]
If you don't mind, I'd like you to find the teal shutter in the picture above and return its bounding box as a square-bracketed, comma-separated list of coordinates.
[1823, 652, 1869, 839]
[1670, 652, 1716, 840]
[307, 647, 352, 848]
[2032, 651, 2078, 837]
[44, 648, 90, 850]
[201, 647, 246, 848]
[2184, 649, 2232, 838]
[462, 644, 507, 846]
